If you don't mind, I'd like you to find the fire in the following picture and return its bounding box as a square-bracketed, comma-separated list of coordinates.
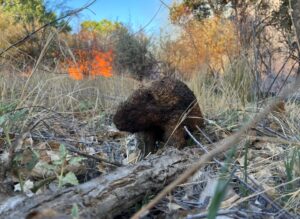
[66, 49, 113, 80]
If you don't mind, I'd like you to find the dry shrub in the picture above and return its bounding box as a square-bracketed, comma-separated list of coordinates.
[160, 17, 239, 78]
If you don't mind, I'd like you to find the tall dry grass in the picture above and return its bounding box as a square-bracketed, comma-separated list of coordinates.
[0, 70, 139, 113]
[188, 57, 254, 118]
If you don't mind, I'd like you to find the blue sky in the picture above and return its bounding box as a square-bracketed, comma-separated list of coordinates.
[58, 0, 173, 34]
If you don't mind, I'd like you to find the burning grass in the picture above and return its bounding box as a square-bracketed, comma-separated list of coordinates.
[66, 49, 113, 80]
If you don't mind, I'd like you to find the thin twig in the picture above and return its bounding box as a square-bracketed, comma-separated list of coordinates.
[187, 209, 243, 219]
[64, 143, 122, 167]
[277, 61, 298, 95]
[187, 209, 277, 219]
[159, 0, 171, 10]
[247, 135, 300, 147]
[259, 126, 290, 140]
[264, 54, 292, 99]
[184, 126, 222, 166]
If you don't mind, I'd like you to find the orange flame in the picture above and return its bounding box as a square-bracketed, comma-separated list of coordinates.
[66, 49, 113, 80]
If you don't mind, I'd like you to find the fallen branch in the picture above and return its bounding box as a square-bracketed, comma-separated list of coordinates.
[0, 149, 197, 219]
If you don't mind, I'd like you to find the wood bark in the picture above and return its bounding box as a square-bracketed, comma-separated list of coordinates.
[0, 148, 198, 219]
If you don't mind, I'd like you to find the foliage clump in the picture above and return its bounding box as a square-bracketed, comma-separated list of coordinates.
[0, 0, 70, 66]
[113, 29, 156, 80]
[160, 16, 238, 77]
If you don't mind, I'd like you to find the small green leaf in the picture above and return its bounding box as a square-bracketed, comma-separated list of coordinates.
[69, 156, 85, 165]
[52, 159, 64, 166]
[61, 172, 79, 186]
[14, 152, 23, 161]
[71, 203, 79, 218]
[0, 115, 7, 126]
[26, 149, 40, 171]
[9, 109, 27, 122]
[59, 144, 67, 159]
[39, 162, 57, 171]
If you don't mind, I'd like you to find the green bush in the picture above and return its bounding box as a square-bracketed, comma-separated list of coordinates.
[0, 1, 70, 67]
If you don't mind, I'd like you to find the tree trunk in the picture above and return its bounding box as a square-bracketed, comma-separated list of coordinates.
[292, 0, 300, 46]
